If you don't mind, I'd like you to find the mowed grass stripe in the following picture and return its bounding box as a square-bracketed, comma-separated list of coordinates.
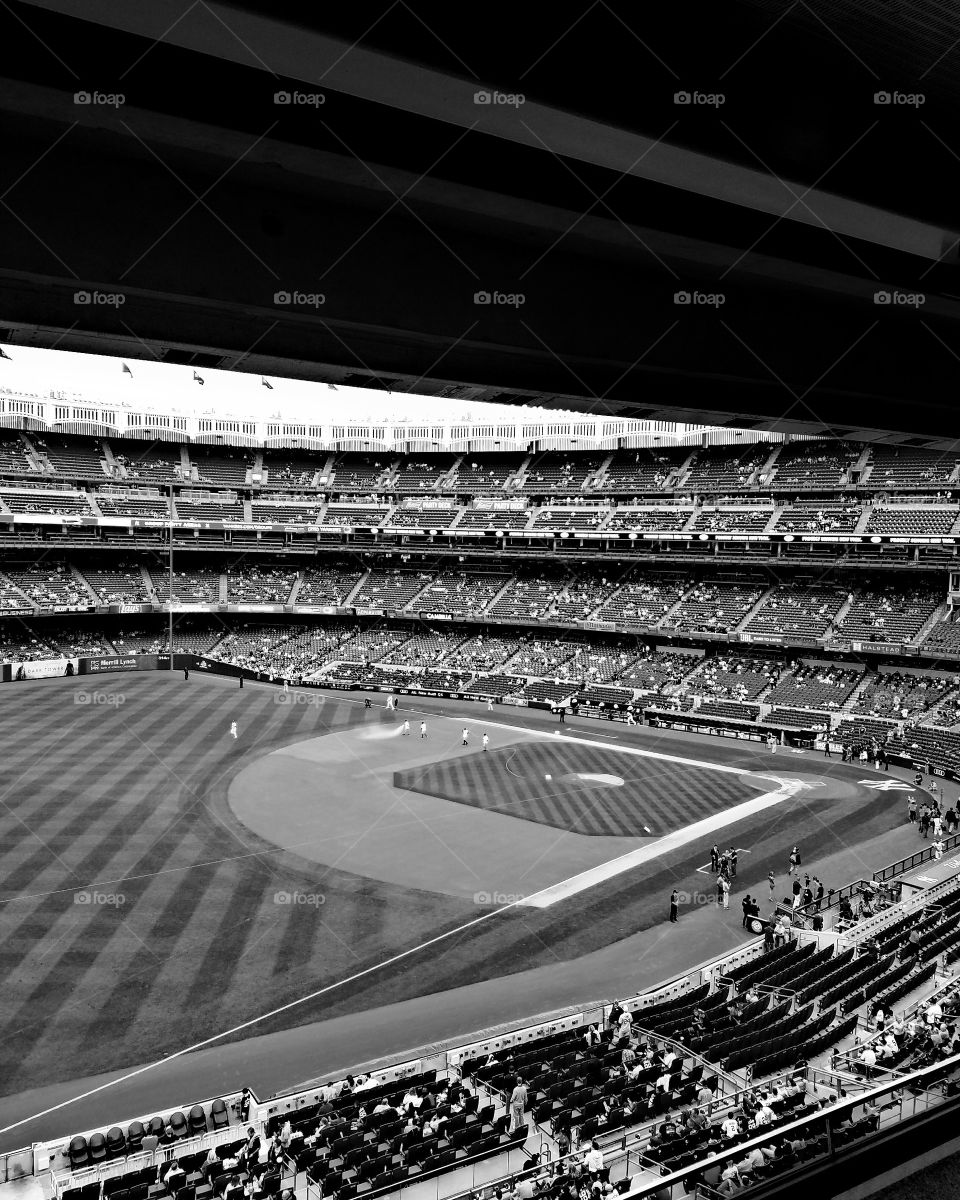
[0, 697, 229, 900]
[0, 803, 216, 1074]
[0, 697, 255, 1061]
[92, 834, 243, 1049]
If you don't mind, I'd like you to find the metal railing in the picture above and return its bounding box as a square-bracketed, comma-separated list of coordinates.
[873, 833, 960, 883]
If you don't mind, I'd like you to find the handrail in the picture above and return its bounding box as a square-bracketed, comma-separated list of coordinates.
[873, 832, 960, 883]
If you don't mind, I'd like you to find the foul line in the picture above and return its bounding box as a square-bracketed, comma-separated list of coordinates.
[519, 781, 803, 908]
[0, 897, 532, 1139]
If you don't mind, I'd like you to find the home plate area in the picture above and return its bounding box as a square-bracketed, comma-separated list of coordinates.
[393, 741, 765, 837]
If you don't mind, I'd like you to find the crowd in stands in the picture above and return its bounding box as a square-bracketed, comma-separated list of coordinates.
[407, 572, 510, 618]
[227, 567, 296, 604]
[353, 569, 434, 610]
[619, 650, 700, 693]
[764, 662, 861, 710]
[852, 672, 955, 721]
[5, 564, 88, 607]
[743, 585, 845, 640]
[837, 583, 940, 645]
[296, 566, 363, 606]
[685, 655, 782, 701]
[774, 505, 861, 533]
[662, 582, 766, 635]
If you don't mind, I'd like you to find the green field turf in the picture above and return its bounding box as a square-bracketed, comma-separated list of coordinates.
[0, 674, 908, 1099]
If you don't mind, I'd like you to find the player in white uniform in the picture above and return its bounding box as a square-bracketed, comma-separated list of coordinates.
[462, 727, 469, 746]
[482, 733, 489, 751]
[230, 721, 237, 739]
[420, 721, 427, 739]
[402, 720, 410, 736]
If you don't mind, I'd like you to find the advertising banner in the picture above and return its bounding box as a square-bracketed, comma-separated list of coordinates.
[10, 658, 78, 680]
[86, 656, 138, 673]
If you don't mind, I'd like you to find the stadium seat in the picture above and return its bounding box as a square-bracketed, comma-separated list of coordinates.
[210, 1099, 229, 1129]
[68, 1136, 89, 1168]
[188, 1106, 207, 1134]
[168, 1111, 189, 1140]
[106, 1127, 126, 1158]
[88, 1132, 107, 1163]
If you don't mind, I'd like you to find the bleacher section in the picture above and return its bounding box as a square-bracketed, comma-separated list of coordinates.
[328, 454, 394, 493]
[838, 583, 941, 645]
[771, 441, 860, 489]
[455, 506, 531, 530]
[868, 446, 960, 488]
[685, 654, 781, 701]
[606, 507, 691, 530]
[321, 505, 388, 528]
[851, 671, 955, 720]
[0, 434, 34, 473]
[37, 436, 105, 477]
[251, 502, 321, 524]
[596, 573, 690, 629]
[297, 566, 364, 606]
[662, 581, 765, 634]
[4, 564, 89, 606]
[486, 572, 562, 621]
[190, 450, 250, 486]
[84, 565, 152, 604]
[683, 443, 769, 491]
[152, 570, 222, 604]
[764, 664, 861, 710]
[96, 493, 170, 519]
[393, 455, 457, 492]
[518, 452, 604, 493]
[690, 507, 773, 532]
[352, 569, 432, 611]
[226, 567, 296, 604]
[453, 453, 526, 492]
[531, 507, 608, 530]
[384, 507, 459, 529]
[866, 507, 958, 535]
[262, 452, 319, 488]
[1, 491, 93, 516]
[115, 445, 184, 481]
[619, 650, 699, 692]
[598, 448, 686, 492]
[774, 504, 861, 533]
[175, 499, 245, 524]
[406, 571, 509, 617]
[743, 584, 846, 639]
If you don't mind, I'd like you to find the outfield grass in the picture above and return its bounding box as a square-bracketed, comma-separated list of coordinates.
[0, 674, 906, 1098]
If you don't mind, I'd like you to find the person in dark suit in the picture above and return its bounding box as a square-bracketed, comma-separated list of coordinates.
[669, 889, 679, 922]
[239, 1128, 260, 1169]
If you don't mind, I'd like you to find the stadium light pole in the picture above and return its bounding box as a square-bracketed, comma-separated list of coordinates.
[168, 481, 174, 670]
